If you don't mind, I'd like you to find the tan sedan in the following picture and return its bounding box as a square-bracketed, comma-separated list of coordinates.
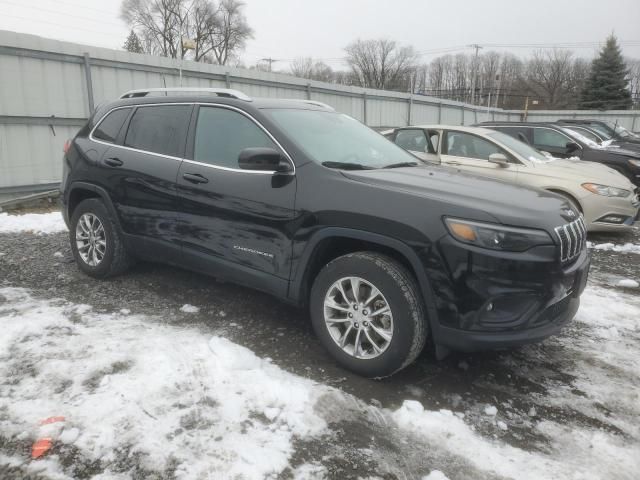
[382, 125, 639, 232]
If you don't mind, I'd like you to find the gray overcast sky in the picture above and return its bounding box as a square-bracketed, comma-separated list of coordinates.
[1, 0, 639, 69]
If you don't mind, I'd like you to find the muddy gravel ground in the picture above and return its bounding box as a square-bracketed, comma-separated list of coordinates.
[1, 220, 639, 480]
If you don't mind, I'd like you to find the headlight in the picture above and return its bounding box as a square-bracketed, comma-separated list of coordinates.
[444, 218, 553, 252]
[629, 159, 640, 168]
[581, 183, 630, 197]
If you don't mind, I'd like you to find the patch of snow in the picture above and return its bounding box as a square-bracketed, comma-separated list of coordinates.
[0, 288, 327, 479]
[484, 405, 497, 416]
[497, 421, 508, 431]
[292, 462, 328, 479]
[591, 242, 640, 254]
[179, 303, 199, 313]
[0, 212, 66, 234]
[119, 309, 131, 315]
[423, 471, 450, 480]
[53, 251, 64, 258]
[616, 278, 639, 288]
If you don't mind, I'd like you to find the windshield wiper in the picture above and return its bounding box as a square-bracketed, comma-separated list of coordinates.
[321, 161, 375, 170]
[382, 161, 420, 169]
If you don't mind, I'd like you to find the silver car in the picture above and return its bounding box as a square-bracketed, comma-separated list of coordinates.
[383, 125, 639, 232]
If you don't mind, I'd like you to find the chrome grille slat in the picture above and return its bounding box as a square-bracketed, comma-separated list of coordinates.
[554, 217, 587, 263]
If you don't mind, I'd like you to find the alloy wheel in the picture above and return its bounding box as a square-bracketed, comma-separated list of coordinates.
[323, 276, 394, 359]
[75, 213, 106, 267]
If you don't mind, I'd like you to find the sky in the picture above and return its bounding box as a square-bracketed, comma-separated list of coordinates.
[0, 0, 639, 70]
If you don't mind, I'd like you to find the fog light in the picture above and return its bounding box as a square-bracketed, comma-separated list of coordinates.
[486, 302, 493, 312]
[596, 215, 627, 224]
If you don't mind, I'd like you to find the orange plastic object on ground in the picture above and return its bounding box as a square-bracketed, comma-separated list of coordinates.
[39, 416, 66, 426]
[31, 438, 53, 459]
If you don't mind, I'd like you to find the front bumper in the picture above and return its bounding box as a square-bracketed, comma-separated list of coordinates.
[428, 238, 590, 352]
[581, 190, 639, 232]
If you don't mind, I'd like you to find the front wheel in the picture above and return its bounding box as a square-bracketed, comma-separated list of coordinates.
[310, 252, 428, 378]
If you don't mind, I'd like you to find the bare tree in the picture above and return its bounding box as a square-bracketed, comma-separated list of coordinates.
[120, 0, 252, 64]
[290, 57, 314, 78]
[524, 49, 575, 108]
[627, 58, 640, 107]
[290, 57, 335, 82]
[345, 39, 417, 90]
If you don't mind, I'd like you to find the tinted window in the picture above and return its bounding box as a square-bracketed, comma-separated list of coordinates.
[444, 131, 503, 160]
[124, 105, 192, 157]
[492, 126, 531, 145]
[395, 129, 433, 153]
[533, 128, 571, 148]
[93, 108, 131, 143]
[566, 127, 600, 142]
[194, 107, 277, 168]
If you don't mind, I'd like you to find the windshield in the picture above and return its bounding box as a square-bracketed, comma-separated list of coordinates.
[559, 127, 602, 148]
[263, 109, 419, 169]
[485, 131, 550, 163]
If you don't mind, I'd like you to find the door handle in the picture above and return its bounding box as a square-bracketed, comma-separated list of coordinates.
[447, 160, 461, 166]
[182, 173, 209, 184]
[102, 157, 123, 167]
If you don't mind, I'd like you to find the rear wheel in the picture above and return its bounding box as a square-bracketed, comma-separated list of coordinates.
[69, 198, 132, 278]
[310, 252, 428, 378]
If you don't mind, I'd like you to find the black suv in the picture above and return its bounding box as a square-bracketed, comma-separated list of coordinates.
[61, 88, 590, 378]
[479, 121, 640, 186]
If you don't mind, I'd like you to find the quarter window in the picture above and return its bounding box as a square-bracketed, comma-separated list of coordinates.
[124, 105, 192, 157]
[443, 131, 503, 160]
[194, 107, 278, 168]
[93, 108, 131, 143]
[533, 128, 571, 148]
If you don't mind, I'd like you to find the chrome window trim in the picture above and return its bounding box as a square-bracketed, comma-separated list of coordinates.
[88, 102, 295, 175]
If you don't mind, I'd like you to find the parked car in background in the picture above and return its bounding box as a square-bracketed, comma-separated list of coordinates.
[62, 88, 591, 377]
[479, 122, 640, 187]
[383, 125, 640, 231]
[556, 119, 640, 146]
[560, 123, 640, 154]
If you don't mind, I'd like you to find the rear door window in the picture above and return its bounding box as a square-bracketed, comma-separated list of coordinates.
[93, 108, 131, 143]
[124, 105, 192, 157]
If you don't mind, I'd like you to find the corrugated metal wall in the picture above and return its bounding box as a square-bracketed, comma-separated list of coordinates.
[1, 30, 639, 191]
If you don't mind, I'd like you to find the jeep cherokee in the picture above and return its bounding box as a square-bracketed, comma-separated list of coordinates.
[61, 88, 590, 378]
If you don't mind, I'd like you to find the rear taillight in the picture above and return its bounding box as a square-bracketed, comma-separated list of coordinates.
[63, 139, 71, 154]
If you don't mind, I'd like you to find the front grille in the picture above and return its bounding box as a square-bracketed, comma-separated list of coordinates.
[554, 217, 587, 263]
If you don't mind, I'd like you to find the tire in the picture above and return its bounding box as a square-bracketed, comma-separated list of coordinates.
[69, 198, 132, 278]
[310, 252, 428, 378]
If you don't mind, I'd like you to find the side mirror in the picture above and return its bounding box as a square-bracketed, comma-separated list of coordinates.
[238, 147, 291, 173]
[566, 141, 580, 153]
[488, 152, 510, 167]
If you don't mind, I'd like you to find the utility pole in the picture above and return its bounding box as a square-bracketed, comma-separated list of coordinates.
[260, 57, 279, 72]
[468, 44, 483, 105]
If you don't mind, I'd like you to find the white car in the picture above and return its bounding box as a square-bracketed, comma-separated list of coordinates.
[382, 125, 639, 232]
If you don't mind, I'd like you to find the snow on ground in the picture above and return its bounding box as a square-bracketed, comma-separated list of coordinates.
[0, 212, 67, 234]
[589, 241, 640, 254]
[2, 286, 639, 479]
[0, 288, 328, 479]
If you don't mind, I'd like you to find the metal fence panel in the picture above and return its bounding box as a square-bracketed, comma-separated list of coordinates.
[0, 30, 638, 192]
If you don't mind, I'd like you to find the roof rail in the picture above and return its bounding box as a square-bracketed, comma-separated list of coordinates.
[119, 87, 252, 101]
[301, 100, 335, 111]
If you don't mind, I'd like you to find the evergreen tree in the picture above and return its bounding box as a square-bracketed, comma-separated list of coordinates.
[123, 30, 144, 54]
[580, 35, 632, 110]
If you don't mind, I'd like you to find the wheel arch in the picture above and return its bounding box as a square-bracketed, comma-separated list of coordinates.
[546, 188, 584, 214]
[289, 228, 440, 332]
[66, 182, 123, 231]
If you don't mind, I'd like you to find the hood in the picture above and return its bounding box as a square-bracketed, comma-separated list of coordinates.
[598, 145, 640, 158]
[341, 165, 574, 229]
[532, 158, 634, 189]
